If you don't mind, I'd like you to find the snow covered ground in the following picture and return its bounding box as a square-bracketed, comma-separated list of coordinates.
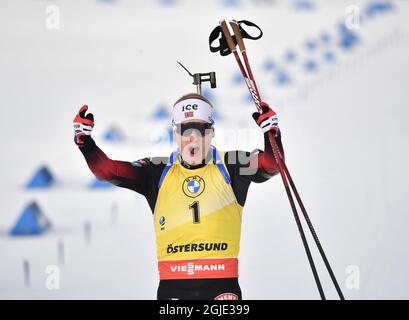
[1, 0, 408, 299]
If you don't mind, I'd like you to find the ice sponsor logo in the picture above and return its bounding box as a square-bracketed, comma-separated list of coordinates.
[181, 104, 198, 111]
[182, 175, 205, 198]
[170, 261, 225, 276]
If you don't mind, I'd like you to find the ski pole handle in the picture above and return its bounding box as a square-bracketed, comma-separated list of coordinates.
[229, 21, 246, 52]
[220, 20, 236, 52]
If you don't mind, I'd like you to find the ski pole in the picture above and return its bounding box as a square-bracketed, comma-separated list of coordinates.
[280, 159, 345, 300]
[220, 20, 326, 300]
[228, 19, 345, 300]
[221, 19, 346, 300]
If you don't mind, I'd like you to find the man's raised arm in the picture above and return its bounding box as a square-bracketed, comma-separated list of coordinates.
[73, 105, 150, 194]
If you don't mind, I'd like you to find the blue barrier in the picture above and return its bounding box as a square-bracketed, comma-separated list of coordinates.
[10, 201, 51, 236]
[323, 51, 335, 62]
[89, 178, 113, 189]
[202, 88, 215, 101]
[245, 92, 254, 104]
[293, 0, 316, 11]
[152, 104, 170, 120]
[365, 1, 393, 18]
[220, 0, 241, 7]
[263, 59, 276, 71]
[337, 23, 360, 50]
[303, 59, 318, 72]
[232, 72, 244, 85]
[320, 32, 331, 45]
[158, 0, 177, 6]
[275, 70, 291, 85]
[304, 39, 317, 51]
[283, 50, 297, 63]
[153, 127, 174, 145]
[103, 126, 125, 142]
[26, 165, 54, 189]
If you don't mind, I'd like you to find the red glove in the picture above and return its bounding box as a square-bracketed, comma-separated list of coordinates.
[252, 102, 279, 136]
[73, 105, 94, 146]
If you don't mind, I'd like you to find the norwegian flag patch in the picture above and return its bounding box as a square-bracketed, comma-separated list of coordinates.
[184, 111, 194, 118]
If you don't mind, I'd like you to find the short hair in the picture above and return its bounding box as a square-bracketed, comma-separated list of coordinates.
[173, 93, 213, 107]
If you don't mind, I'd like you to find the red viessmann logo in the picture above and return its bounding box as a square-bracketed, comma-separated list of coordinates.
[158, 258, 239, 280]
[171, 262, 225, 276]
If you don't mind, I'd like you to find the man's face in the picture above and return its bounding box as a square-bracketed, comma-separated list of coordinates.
[173, 120, 215, 166]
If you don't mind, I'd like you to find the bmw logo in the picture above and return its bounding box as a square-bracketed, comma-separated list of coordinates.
[187, 180, 200, 193]
[182, 175, 205, 198]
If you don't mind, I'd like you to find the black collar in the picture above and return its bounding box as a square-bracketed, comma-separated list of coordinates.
[178, 150, 214, 170]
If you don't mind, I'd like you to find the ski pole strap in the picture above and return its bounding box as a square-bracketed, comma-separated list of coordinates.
[209, 20, 263, 56]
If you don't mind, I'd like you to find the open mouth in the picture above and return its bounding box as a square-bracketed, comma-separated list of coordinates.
[188, 146, 200, 156]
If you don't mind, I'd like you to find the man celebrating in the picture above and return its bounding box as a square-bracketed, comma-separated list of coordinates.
[73, 92, 283, 300]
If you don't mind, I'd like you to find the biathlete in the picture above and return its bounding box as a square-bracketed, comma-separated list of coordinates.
[73, 92, 283, 300]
